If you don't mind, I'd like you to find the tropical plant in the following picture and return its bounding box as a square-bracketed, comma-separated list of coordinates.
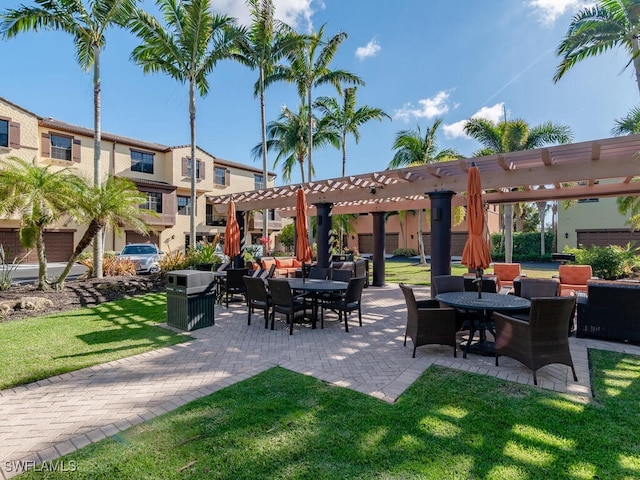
[0, 244, 30, 291]
[464, 116, 573, 261]
[0, 157, 83, 289]
[279, 223, 295, 250]
[554, 0, 640, 97]
[611, 106, 640, 228]
[252, 104, 338, 182]
[315, 87, 390, 176]
[0, 0, 139, 279]
[129, 0, 242, 251]
[388, 119, 462, 264]
[159, 248, 188, 272]
[232, 0, 301, 241]
[79, 255, 136, 277]
[612, 105, 640, 135]
[275, 24, 364, 181]
[53, 176, 155, 289]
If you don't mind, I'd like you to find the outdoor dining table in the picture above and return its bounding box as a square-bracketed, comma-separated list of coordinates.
[286, 278, 348, 327]
[435, 291, 531, 358]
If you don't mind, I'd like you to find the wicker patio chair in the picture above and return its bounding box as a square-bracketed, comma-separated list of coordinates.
[399, 283, 458, 358]
[243, 275, 272, 329]
[321, 276, 366, 332]
[493, 296, 577, 385]
[267, 278, 310, 335]
[223, 268, 248, 308]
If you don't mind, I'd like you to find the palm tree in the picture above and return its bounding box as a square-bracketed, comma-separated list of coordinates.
[464, 116, 573, 260]
[233, 0, 301, 241]
[0, 157, 83, 290]
[612, 105, 640, 135]
[0, 0, 139, 279]
[276, 25, 363, 181]
[252, 104, 338, 182]
[388, 119, 462, 264]
[315, 87, 390, 176]
[130, 0, 242, 251]
[554, 0, 640, 97]
[610, 107, 640, 228]
[54, 176, 155, 289]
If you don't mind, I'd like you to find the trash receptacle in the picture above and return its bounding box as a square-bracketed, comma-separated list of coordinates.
[166, 270, 216, 331]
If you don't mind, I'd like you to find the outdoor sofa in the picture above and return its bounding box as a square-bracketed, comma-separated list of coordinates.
[576, 280, 640, 344]
[260, 257, 303, 277]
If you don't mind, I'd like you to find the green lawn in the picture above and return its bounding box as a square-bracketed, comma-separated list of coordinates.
[383, 258, 557, 286]
[0, 293, 187, 390]
[18, 350, 640, 479]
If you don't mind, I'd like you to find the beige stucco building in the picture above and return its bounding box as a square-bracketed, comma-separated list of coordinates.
[0, 96, 280, 262]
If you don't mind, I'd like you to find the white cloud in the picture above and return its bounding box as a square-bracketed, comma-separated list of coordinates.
[526, 0, 594, 25]
[443, 103, 506, 139]
[393, 91, 451, 122]
[214, 0, 315, 31]
[355, 38, 380, 60]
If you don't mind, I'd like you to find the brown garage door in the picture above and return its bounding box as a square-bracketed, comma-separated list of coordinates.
[126, 231, 160, 246]
[0, 230, 73, 263]
[577, 229, 640, 248]
[358, 233, 399, 254]
[422, 232, 468, 257]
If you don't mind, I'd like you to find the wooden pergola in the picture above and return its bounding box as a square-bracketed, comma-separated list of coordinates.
[207, 134, 640, 286]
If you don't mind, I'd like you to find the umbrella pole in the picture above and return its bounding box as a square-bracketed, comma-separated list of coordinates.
[476, 268, 483, 299]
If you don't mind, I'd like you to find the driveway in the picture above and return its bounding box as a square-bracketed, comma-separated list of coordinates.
[10, 263, 88, 285]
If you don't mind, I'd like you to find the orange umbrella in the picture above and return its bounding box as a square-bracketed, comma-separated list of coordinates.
[224, 200, 241, 258]
[295, 188, 313, 263]
[461, 165, 492, 296]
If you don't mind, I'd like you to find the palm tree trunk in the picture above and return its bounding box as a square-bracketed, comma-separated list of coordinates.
[259, 67, 269, 242]
[504, 204, 513, 263]
[341, 132, 347, 177]
[307, 86, 313, 182]
[92, 45, 104, 279]
[418, 209, 426, 265]
[35, 226, 48, 290]
[189, 79, 197, 251]
[633, 37, 640, 97]
[537, 201, 546, 256]
[55, 218, 104, 289]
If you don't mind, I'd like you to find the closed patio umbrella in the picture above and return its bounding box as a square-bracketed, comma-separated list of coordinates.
[224, 200, 241, 259]
[461, 164, 492, 298]
[295, 188, 313, 263]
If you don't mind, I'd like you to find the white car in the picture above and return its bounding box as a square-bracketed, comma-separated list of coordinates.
[118, 243, 163, 274]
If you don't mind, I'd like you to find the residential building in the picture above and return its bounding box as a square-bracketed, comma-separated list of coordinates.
[0, 96, 279, 262]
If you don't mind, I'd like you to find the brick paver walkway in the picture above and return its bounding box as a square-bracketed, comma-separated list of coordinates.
[2, 284, 639, 478]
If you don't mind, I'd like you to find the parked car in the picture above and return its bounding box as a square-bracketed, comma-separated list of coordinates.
[117, 243, 163, 274]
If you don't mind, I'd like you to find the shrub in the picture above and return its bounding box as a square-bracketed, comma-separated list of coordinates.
[188, 241, 223, 268]
[563, 244, 640, 280]
[0, 244, 29, 290]
[79, 256, 136, 277]
[279, 223, 294, 250]
[491, 232, 554, 262]
[159, 250, 189, 272]
[393, 248, 418, 257]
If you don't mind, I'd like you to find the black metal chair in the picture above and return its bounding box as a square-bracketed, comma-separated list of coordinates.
[267, 278, 310, 335]
[243, 275, 272, 328]
[399, 283, 458, 358]
[330, 268, 353, 282]
[321, 276, 366, 332]
[493, 296, 578, 385]
[223, 268, 248, 307]
[308, 267, 329, 279]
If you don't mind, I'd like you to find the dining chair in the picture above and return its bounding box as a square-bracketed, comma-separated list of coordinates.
[308, 266, 329, 280]
[267, 278, 310, 335]
[493, 296, 578, 385]
[463, 274, 499, 294]
[223, 268, 248, 308]
[515, 277, 561, 299]
[243, 275, 272, 329]
[399, 283, 458, 358]
[321, 276, 366, 332]
[330, 268, 353, 282]
[432, 275, 467, 332]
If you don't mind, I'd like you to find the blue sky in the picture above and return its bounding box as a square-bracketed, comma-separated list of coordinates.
[0, 0, 637, 186]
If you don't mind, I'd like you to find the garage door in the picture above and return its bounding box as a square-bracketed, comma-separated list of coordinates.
[422, 232, 468, 257]
[577, 229, 640, 248]
[126, 231, 160, 246]
[358, 233, 399, 254]
[0, 230, 73, 263]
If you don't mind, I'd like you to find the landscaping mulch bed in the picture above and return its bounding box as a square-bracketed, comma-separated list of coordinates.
[0, 274, 166, 322]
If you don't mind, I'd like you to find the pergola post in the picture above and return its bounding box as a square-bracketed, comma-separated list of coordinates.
[315, 202, 333, 268]
[427, 190, 454, 297]
[372, 211, 385, 287]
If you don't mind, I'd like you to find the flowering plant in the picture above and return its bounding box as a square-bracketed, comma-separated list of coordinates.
[259, 236, 271, 256]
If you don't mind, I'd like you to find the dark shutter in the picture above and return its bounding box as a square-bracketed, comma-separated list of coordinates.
[9, 121, 20, 148]
[198, 159, 205, 179]
[225, 169, 230, 186]
[41, 133, 51, 157]
[181, 157, 188, 176]
[72, 139, 81, 162]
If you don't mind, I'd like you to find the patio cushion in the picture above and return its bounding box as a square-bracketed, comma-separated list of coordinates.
[275, 257, 294, 269]
[492, 263, 522, 288]
[261, 257, 277, 270]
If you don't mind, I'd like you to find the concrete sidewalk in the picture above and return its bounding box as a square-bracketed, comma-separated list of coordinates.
[1, 284, 639, 478]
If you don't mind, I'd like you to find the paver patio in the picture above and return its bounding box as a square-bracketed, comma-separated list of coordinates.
[1, 283, 639, 479]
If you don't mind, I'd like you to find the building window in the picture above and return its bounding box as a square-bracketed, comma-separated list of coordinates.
[254, 174, 264, 190]
[269, 209, 276, 221]
[131, 150, 154, 174]
[186, 160, 201, 179]
[50, 134, 72, 161]
[141, 192, 162, 213]
[214, 166, 226, 186]
[177, 195, 191, 215]
[0, 119, 8, 148]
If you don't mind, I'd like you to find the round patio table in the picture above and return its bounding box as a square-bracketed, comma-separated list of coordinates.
[435, 292, 530, 357]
